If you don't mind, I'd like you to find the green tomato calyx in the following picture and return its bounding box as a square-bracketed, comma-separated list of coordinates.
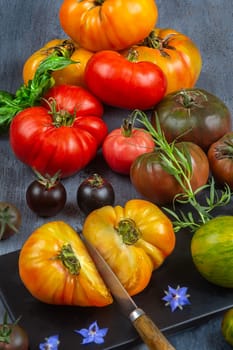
[116, 218, 141, 245]
[141, 31, 176, 57]
[0, 312, 21, 343]
[56, 243, 81, 275]
[214, 139, 233, 160]
[174, 89, 208, 109]
[33, 169, 61, 190]
[0, 206, 19, 240]
[45, 98, 76, 127]
[86, 173, 105, 188]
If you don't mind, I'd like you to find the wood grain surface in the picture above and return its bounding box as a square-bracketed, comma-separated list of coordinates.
[0, 1, 232, 349]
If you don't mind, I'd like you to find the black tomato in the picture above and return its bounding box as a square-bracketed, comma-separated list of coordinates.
[0, 313, 29, 350]
[77, 173, 115, 215]
[152, 88, 232, 151]
[0, 202, 21, 240]
[26, 171, 66, 217]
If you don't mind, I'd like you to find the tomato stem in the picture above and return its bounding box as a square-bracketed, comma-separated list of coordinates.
[33, 169, 61, 189]
[44, 39, 76, 58]
[56, 243, 81, 275]
[115, 218, 141, 244]
[0, 206, 19, 240]
[214, 140, 233, 159]
[86, 173, 104, 187]
[175, 89, 208, 109]
[46, 98, 76, 127]
[126, 49, 139, 62]
[94, 0, 105, 5]
[140, 31, 176, 57]
[121, 118, 134, 137]
[0, 312, 21, 343]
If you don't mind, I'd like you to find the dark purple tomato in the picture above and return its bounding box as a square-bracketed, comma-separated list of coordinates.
[0, 202, 21, 240]
[26, 172, 67, 217]
[152, 88, 232, 151]
[77, 173, 115, 215]
[0, 314, 29, 350]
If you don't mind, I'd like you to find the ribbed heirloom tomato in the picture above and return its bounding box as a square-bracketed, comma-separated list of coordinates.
[18, 221, 113, 307]
[82, 199, 176, 296]
[23, 39, 93, 88]
[59, 0, 158, 52]
[10, 85, 107, 178]
[122, 28, 202, 95]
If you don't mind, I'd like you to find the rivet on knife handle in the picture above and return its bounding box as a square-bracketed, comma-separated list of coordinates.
[130, 308, 176, 350]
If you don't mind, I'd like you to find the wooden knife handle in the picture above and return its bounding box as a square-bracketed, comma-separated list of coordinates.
[130, 308, 176, 350]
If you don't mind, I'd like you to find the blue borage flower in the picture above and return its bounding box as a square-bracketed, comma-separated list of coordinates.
[39, 334, 60, 350]
[74, 321, 108, 345]
[162, 285, 191, 312]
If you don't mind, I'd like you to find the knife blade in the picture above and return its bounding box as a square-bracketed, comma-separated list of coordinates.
[81, 233, 176, 350]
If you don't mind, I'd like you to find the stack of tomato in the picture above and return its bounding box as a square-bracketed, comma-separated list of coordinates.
[23, 0, 203, 109]
[2, 0, 233, 348]
[5, 2, 233, 344]
[11, 0, 206, 180]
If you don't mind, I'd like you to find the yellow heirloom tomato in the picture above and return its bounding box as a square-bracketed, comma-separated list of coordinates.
[82, 199, 176, 296]
[18, 221, 113, 307]
[59, 0, 158, 51]
[23, 39, 93, 88]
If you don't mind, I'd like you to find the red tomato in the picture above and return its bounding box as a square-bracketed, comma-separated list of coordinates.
[102, 118, 155, 175]
[9, 87, 108, 178]
[85, 50, 167, 110]
[121, 28, 202, 95]
[59, 0, 158, 52]
[42, 84, 104, 118]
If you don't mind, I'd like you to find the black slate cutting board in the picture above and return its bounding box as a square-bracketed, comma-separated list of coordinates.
[0, 228, 232, 350]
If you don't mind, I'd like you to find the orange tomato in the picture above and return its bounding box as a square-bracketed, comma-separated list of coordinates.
[83, 199, 175, 296]
[122, 28, 202, 95]
[59, 0, 158, 51]
[23, 39, 93, 88]
[18, 221, 113, 307]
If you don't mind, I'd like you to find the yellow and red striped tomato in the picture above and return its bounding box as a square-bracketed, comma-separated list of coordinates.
[19, 221, 113, 307]
[83, 199, 176, 296]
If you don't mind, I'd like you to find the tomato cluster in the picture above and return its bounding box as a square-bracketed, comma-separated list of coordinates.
[23, 1, 203, 110]
[2, 2, 233, 348]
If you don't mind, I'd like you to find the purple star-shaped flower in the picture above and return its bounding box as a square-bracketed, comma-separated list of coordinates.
[39, 334, 60, 350]
[162, 285, 191, 312]
[74, 321, 108, 345]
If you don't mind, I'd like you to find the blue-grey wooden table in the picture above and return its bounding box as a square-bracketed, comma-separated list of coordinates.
[0, 1, 232, 349]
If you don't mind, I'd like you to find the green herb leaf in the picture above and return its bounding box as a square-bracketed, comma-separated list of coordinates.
[0, 46, 76, 134]
[132, 109, 233, 233]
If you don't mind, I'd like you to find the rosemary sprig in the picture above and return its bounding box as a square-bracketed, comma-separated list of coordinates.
[132, 109, 232, 232]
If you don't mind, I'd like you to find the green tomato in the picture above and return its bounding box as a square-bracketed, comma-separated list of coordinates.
[221, 308, 233, 346]
[191, 216, 233, 288]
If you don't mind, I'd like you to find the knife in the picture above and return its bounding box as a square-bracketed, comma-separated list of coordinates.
[81, 233, 176, 350]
